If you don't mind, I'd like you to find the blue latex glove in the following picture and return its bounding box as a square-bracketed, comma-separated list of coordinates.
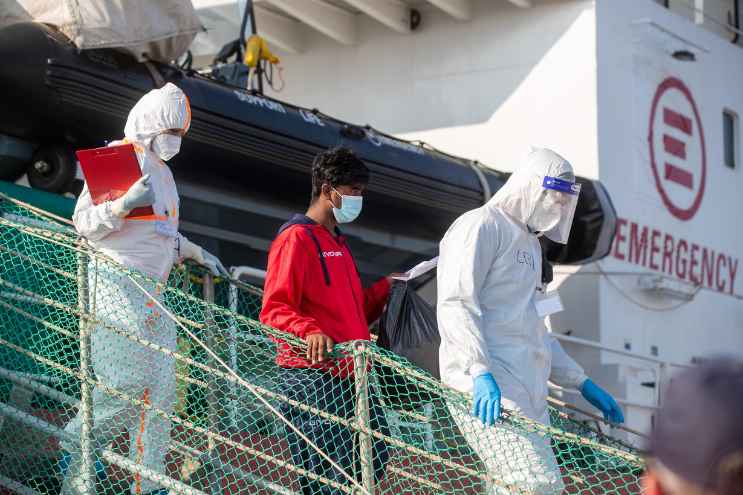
[472, 372, 501, 426]
[581, 379, 624, 424]
[202, 249, 229, 278]
[119, 174, 155, 212]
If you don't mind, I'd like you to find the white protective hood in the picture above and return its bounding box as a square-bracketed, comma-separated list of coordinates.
[487, 147, 575, 226]
[0, 0, 203, 62]
[487, 147, 578, 244]
[124, 82, 192, 148]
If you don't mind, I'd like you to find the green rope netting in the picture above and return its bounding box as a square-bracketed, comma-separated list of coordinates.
[0, 193, 645, 494]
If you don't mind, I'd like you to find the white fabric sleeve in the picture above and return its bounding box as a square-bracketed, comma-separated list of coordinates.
[72, 183, 125, 241]
[437, 218, 497, 378]
[177, 233, 204, 263]
[548, 335, 588, 389]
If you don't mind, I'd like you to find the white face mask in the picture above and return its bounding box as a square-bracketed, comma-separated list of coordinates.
[151, 133, 181, 161]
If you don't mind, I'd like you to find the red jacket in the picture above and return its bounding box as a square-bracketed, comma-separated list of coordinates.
[260, 215, 390, 375]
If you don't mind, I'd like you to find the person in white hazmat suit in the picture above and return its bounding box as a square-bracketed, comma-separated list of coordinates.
[60, 83, 227, 495]
[437, 148, 624, 494]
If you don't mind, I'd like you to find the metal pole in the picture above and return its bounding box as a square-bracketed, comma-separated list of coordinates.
[423, 403, 434, 451]
[0, 401, 208, 495]
[731, 0, 740, 44]
[239, 0, 264, 93]
[246, 0, 265, 94]
[227, 278, 239, 432]
[657, 362, 668, 408]
[353, 341, 374, 495]
[202, 272, 219, 429]
[238, 0, 251, 60]
[201, 272, 225, 495]
[248, 0, 257, 34]
[76, 244, 95, 494]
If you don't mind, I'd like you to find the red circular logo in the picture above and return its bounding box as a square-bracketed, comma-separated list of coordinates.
[648, 77, 706, 221]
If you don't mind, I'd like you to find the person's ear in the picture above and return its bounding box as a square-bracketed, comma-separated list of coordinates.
[321, 183, 335, 204]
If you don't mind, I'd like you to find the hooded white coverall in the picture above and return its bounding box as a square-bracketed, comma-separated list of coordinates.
[438, 148, 588, 494]
[62, 83, 199, 495]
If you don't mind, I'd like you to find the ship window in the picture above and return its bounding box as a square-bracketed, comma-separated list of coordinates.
[723, 109, 739, 170]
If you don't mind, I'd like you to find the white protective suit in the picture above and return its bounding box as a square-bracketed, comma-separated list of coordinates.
[438, 148, 588, 494]
[62, 83, 198, 495]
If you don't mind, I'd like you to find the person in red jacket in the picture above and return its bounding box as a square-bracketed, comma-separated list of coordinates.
[261, 146, 396, 494]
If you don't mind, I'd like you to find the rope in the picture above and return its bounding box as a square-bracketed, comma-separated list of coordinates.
[0, 199, 642, 459]
[125, 274, 369, 495]
[546, 396, 649, 440]
[0, 333, 355, 494]
[373, 354, 643, 463]
[0, 191, 648, 493]
[0, 191, 75, 227]
[0, 289, 501, 489]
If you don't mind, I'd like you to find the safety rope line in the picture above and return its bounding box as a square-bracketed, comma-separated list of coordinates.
[373, 354, 643, 464]
[0, 297, 77, 339]
[0, 216, 80, 251]
[0, 292, 497, 494]
[1, 269, 491, 490]
[0, 334, 356, 494]
[0, 191, 75, 227]
[0, 212, 331, 355]
[0, 281, 640, 495]
[0, 193, 648, 493]
[0, 240, 642, 468]
[0, 290, 498, 489]
[0, 243, 76, 281]
[0, 260, 643, 468]
[126, 274, 370, 495]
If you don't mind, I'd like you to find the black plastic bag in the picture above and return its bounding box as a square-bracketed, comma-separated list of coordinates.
[377, 280, 440, 380]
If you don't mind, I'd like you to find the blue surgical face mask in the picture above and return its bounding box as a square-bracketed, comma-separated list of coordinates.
[331, 188, 363, 224]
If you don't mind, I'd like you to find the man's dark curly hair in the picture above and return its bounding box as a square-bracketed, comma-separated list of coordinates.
[310, 146, 369, 202]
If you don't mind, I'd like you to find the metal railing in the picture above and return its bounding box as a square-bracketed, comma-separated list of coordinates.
[656, 0, 743, 44]
[551, 332, 692, 415]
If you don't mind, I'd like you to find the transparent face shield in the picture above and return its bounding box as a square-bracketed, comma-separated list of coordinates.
[530, 176, 581, 244]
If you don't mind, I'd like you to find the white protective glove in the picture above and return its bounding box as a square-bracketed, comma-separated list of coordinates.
[111, 174, 155, 217]
[178, 236, 229, 277]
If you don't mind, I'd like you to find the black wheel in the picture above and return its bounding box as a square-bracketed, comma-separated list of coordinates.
[27, 145, 76, 193]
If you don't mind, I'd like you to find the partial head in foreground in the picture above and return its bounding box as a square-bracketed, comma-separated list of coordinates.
[645, 357, 743, 495]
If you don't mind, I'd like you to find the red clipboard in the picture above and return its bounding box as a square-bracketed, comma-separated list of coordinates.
[75, 144, 154, 218]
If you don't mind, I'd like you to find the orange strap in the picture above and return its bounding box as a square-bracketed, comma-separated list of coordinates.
[134, 388, 151, 495]
[182, 93, 192, 133]
[127, 214, 168, 222]
[120, 138, 145, 154]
